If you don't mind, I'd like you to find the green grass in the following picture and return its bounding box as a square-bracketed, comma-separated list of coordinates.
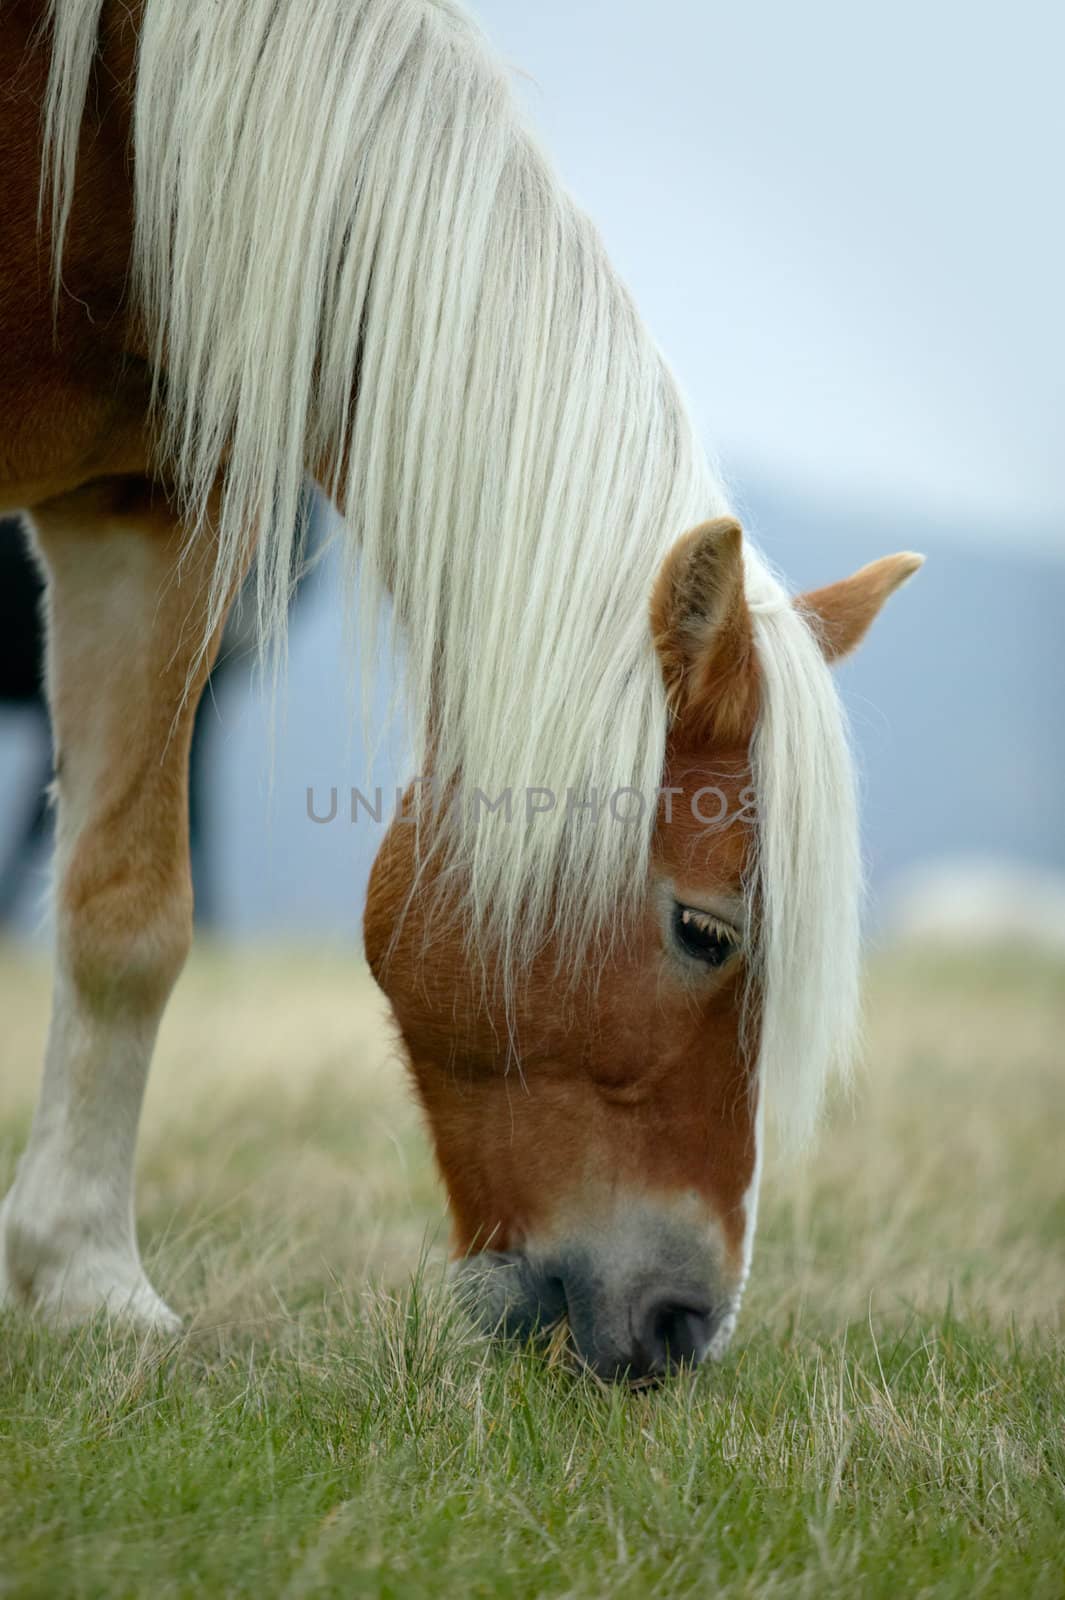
[1, 946, 1063, 1597]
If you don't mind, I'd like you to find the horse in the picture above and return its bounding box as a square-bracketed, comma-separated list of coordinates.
[0, 0, 921, 1381]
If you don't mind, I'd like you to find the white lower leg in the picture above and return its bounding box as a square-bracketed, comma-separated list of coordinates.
[1, 970, 179, 1330]
[1, 482, 225, 1331]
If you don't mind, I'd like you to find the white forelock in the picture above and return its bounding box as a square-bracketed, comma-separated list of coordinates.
[42, 0, 860, 1144]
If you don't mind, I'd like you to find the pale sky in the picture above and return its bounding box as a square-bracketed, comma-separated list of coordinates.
[476, 0, 1064, 550]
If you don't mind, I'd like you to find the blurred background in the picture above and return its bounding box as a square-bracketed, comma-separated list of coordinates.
[1, 0, 1062, 951]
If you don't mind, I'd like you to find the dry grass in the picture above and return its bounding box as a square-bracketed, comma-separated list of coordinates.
[1, 942, 1063, 1596]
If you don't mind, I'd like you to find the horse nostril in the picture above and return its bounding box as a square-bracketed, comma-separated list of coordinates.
[634, 1297, 715, 1376]
[548, 1250, 722, 1383]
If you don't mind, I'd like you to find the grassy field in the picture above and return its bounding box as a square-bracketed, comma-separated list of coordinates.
[1, 943, 1063, 1597]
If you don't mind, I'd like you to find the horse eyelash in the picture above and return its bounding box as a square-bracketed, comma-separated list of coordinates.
[679, 907, 739, 944]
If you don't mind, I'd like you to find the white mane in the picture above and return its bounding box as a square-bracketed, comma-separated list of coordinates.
[42, 0, 860, 1145]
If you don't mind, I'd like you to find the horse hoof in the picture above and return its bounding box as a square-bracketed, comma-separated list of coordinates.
[0, 1192, 181, 1334]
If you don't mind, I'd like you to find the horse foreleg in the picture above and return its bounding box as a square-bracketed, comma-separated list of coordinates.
[0, 479, 232, 1329]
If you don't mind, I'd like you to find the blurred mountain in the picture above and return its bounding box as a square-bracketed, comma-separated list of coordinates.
[738, 477, 1065, 907]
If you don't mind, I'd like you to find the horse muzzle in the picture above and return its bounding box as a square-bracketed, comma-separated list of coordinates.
[453, 1200, 735, 1382]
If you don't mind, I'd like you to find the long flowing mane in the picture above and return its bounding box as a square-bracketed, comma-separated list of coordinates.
[41, 0, 861, 1145]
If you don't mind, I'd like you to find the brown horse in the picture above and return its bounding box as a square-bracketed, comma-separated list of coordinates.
[0, 0, 920, 1380]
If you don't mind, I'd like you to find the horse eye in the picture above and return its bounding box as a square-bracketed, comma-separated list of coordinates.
[672, 903, 739, 968]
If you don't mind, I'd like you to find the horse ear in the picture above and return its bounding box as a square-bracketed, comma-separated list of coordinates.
[651, 517, 758, 743]
[798, 552, 925, 663]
